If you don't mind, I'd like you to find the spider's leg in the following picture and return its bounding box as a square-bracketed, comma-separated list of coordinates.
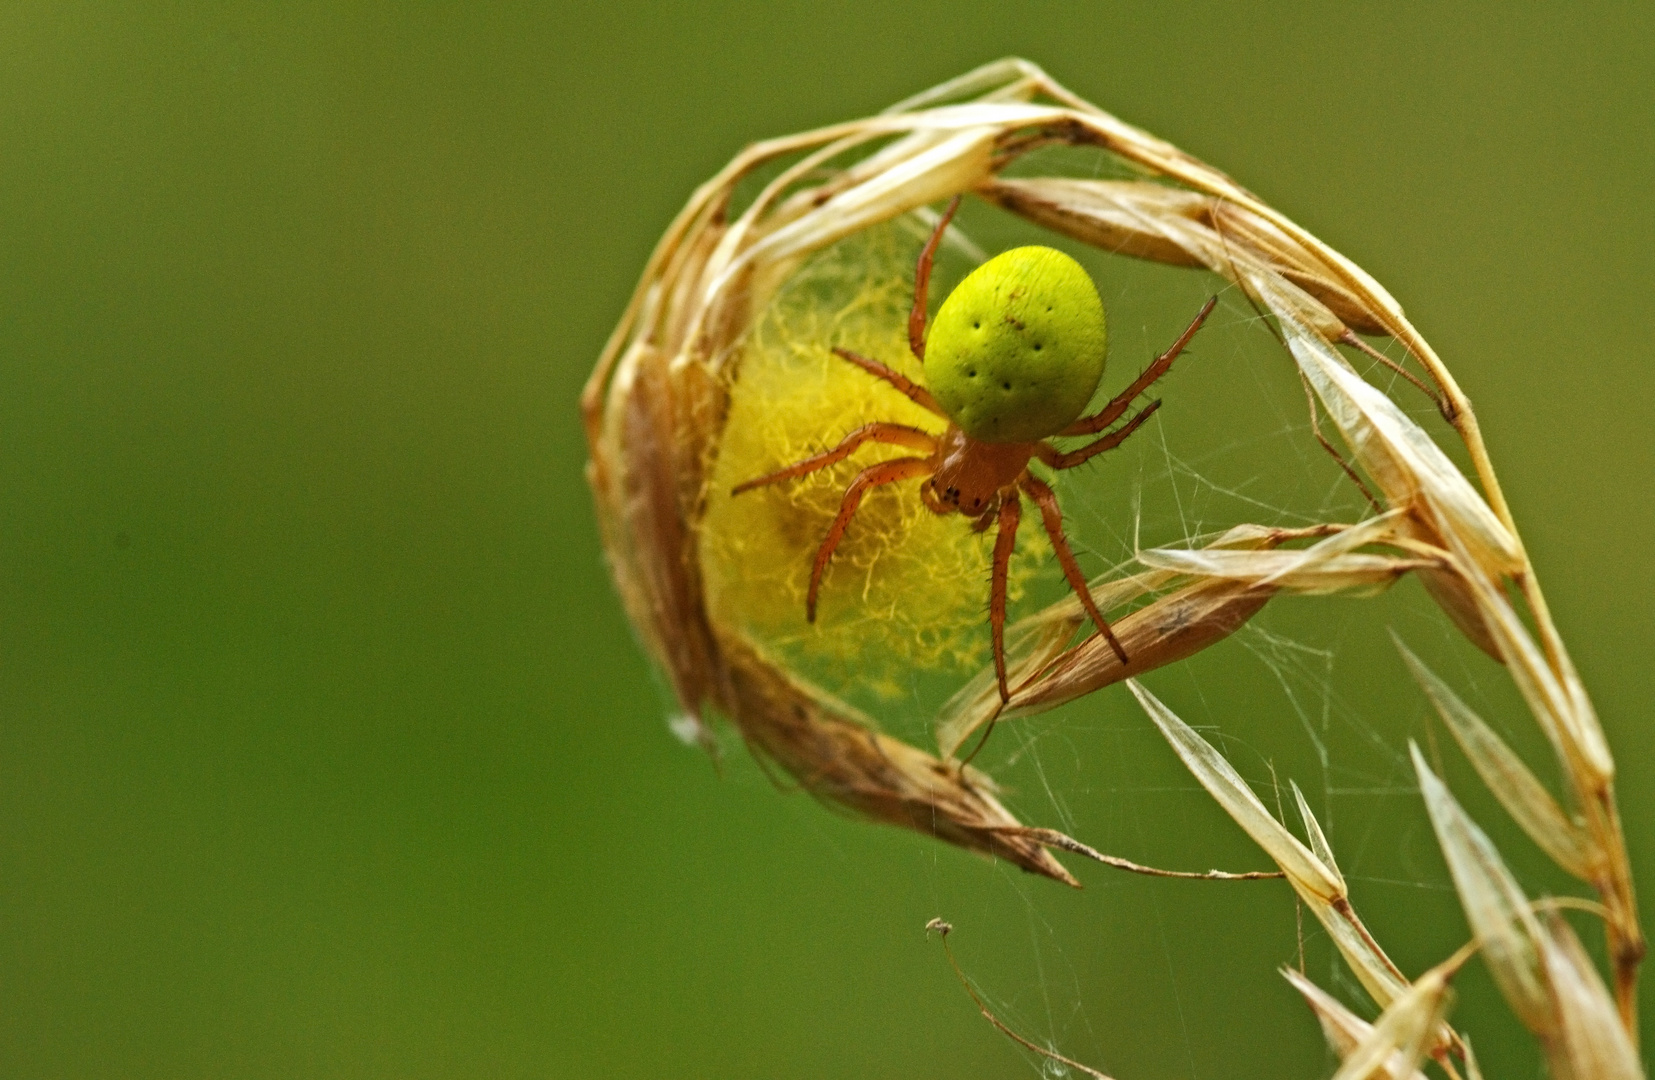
[988, 490, 1021, 704]
[1035, 401, 1161, 471]
[806, 456, 934, 622]
[1020, 474, 1129, 665]
[830, 348, 946, 417]
[908, 194, 962, 362]
[1063, 296, 1216, 436]
[732, 423, 937, 495]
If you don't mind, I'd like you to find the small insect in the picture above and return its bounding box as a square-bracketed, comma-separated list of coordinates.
[733, 196, 1215, 705]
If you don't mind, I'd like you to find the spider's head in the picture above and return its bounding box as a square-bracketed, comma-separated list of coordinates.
[932, 480, 986, 516]
[956, 487, 990, 516]
[923, 462, 1000, 521]
[923, 246, 1108, 444]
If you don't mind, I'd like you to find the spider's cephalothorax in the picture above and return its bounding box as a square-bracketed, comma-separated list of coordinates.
[733, 196, 1215, 712]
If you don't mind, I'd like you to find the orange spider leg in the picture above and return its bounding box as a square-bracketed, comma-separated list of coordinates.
[1063, 296, 1217, 437]
[1020, 474, 1129, 665]
[806, 456, 935, 621]
[987, 490, 1022, 703]
[732, 423, 937, 495]
[908, 194, 963, 361]
[1036, 401, 1162, 471]
[829, 348, 946, 417]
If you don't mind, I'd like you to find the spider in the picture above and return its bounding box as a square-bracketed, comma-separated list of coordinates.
[733, 196, 1215, 706]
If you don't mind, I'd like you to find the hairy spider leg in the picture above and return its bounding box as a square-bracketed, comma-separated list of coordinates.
[907, 194, 963, 361]
[1036, 401, 1161, 470]
[959, 491, 1023, 767]
[829, 348, 946, 416]
[806, 457, 935, 621]
[731, 422, 937, 495]
[1021, 474, 1129, 665]
[1062, 296, 1217, 437]
[987, 491, 1022, 702]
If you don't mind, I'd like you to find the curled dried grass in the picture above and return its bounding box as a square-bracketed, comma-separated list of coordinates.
[584, 57, 1642, 1056]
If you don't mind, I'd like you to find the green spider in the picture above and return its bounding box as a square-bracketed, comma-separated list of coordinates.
[734, 196, 1215, 704]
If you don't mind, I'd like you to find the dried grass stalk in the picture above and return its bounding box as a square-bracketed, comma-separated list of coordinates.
[584, 57, 1641, 1044]
[1130, 681, 1411, 1008]
[1327, 962, 1457, 1080]
[1415, 747, 1646, 1079]
[1284, 968, 1430, 1080]
[1399, 640, 1592, 880]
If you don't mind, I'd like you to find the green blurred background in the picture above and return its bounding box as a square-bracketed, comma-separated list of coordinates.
[2, 3, 1650, 1077]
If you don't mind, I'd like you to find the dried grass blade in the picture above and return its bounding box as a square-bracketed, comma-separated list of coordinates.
[1454, 555, 1614, 786]
[1210, 200, 1392, 336]
[1285, 968, 1432, 1080]
[1129, 680, 1339, 899]
[1292, 781, 1346, 894]
[1282, 968, 1386, 1064]
[1417, 566, 1503, 660]
[1001, 580, 1271, 720]
[1136, 549, 1425, 594]
[1412, 744, 1553, 1034]
[1288, 322, 1522, 577]
[1130, 681, 1412, 1004]
[1461, 1036, 1485, 1080]
[981, 177, 1383, 339]
[1142, 511, 1403, 579]
[708, 126, 999, 305]
[1396, 638, 1592, 878]
[977, 177, 1210, 268]
[1316, 900, 1414, 1009]
[1540, 912, 1645, 1080]
[1328, 963, 1456, 1080]
[881, 57, 1063, 114]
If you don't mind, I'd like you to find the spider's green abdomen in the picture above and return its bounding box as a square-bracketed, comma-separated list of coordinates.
[925, 246, 1107, 444]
